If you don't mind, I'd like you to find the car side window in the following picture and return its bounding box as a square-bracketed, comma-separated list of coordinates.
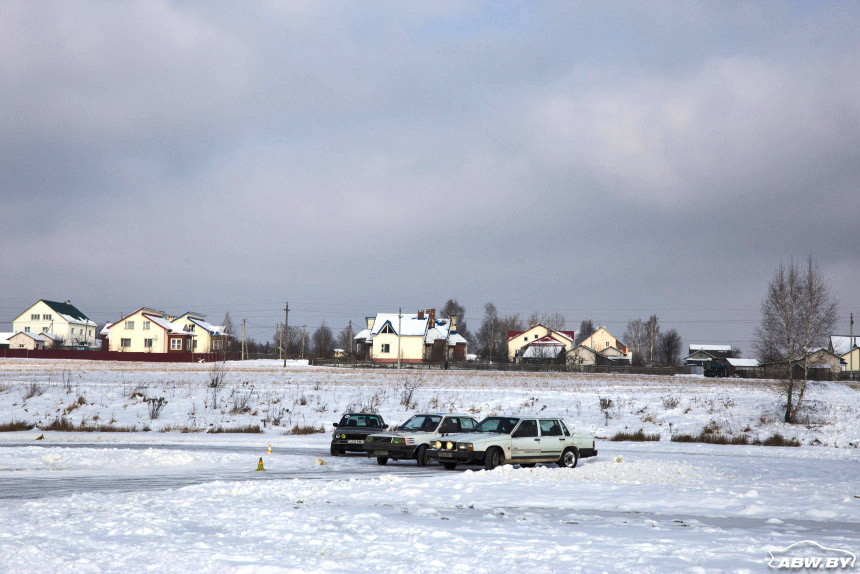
[460, 418, 476, 431]
[558, 421, 571, 436]
[440, 418, 458, 433]
[513, 419, 538, 438]
[539, 419, 562, 436]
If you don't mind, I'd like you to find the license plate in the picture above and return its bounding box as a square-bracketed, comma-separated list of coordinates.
[374, 450, 388, 456]
[438, 451, 453, 458]
[348, 440, 363, 444]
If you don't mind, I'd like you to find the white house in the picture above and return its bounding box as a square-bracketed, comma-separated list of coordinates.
[170, 312, 230, 353]
[355, 308, 468, 362]
[11, 300, 97, 347]
[106, 308, 193, 353]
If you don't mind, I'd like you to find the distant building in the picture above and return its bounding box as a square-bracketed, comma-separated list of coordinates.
[170, 312, 230, 353]
[507, 324, 576, 363]
[0, 332, 12, 349]
[11, 300, 97, 347]
[829, 335, 859, 372]
[106, 308, 193, 353]
[8, 331, 47, 350]
[684, 344, 733, 367]
[355, 309, 468, 363]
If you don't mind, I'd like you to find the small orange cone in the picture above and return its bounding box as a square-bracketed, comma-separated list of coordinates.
[256, 457, 265, 471]
[267, 444, 272, 454]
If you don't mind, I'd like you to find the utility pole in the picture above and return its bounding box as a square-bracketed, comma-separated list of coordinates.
[288, 302, 290, 367]
[241, 319, 247, 361]
[300, 324, 306, 360]
[348, 320, 353, 358]
[851, 312, 854, 379]
[397, 308, 402, 370]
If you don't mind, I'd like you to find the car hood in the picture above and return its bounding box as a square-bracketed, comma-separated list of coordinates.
[334, 427, 386, 435]
[434, 432, 507, 444]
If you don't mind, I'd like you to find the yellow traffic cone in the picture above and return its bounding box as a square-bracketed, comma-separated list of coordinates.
[35, 434, 44, 440]
[267, 444, 272, 454]
[256, 457, 265, 471]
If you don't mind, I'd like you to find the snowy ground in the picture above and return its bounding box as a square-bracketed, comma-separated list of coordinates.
[0, 359, 858, 573]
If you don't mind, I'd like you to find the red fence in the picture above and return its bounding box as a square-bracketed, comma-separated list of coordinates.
[0, 348, 241, 363]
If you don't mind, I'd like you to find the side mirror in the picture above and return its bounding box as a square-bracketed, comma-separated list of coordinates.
[332, 423, 340, 428]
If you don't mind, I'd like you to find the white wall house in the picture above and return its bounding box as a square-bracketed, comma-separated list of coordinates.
[355, 309, 468, 362]
[11, 300, 97, 347]
[170, 312, 230, 353]
[106, 308, 193, 353]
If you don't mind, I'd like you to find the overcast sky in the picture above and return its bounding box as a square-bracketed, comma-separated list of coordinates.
[1, 1, 858, 351]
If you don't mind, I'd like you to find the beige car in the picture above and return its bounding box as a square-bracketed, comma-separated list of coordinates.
[426, 416, 597, 470]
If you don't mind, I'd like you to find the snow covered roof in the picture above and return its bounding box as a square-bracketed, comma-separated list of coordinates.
[144, 314, 191, 336]
[39, 332, 63, 341]
[447, 333, 468, 346]
[726, 358, 759, 368]
[507, 325, 575, 342]
[188, 317, 227, 336]
[689, 344, 732, 352]
[11, 331, 43, 342]
[100, 323, 112, 336]
[522, 344, 564, 359]
[41, 300, 95, 326]
[0, 332, 12, 345]
[830, 335, 860, 356]
[371, 313, 428, 337]
[354, 328, 372, 342]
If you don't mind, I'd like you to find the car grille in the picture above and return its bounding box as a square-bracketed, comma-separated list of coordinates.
[370, 436, 392, 444]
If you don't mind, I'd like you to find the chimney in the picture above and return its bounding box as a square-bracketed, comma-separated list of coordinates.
[428, 308, 436, 325]
[451, 315, 458, 333]
[418, 309, 425, 319]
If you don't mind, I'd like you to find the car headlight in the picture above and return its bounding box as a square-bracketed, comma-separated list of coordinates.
[446, 441, 454, 450]
[458, 443, 473, 451]
[365, 436, 373, 442]
[392, 437, 405, 445]
[339, 433, 347, 439]
[434, 440, 442, 449]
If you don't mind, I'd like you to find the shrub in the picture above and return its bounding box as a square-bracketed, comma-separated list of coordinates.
[661, 396, 680, 409]
[145, 397, 168, 420]
[207, 425, 262, 434]
[755, 433, 801, 447]
[284, 423, 324, 435]
[23, 383, 43, 400]
[41, 416, 140, 432]
[671, 431, 750, 445]
[610, 429, 660, 442]
[0, 420, 35, 432]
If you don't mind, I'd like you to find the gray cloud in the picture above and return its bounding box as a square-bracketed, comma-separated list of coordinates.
[1, 1, 858, 347]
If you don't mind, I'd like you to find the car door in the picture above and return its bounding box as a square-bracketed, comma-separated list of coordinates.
[509, 419, 541, 460]
[538, 419, 566, 458]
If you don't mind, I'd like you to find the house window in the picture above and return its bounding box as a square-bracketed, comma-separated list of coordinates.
[213, 340, 223, 350]
[42, 327, 48, 332]
[381, 343, 390, 353]
[43, 314, 51, 320]
[31, 314, 40, 320]
[144, 339, 153, 348]
[524, 337, 527, 341]
[121, 338, 131, 347]
[88, 330, 93, 336]
[187, 339, 193, 350]
[24, 327, 30, 333]
[125, 321, 135, 330]
[143, 321, 150, 330]
[170, 338, 182, 350]
[534, 335, 538, 339]
[192, 340, 198, 349]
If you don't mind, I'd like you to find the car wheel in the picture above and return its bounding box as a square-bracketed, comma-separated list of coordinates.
[330, 444, 340, 456]
[484, 447, 503, 470]
[442, 462, 457, 470]
[559, 447, 579, 468]
[376, 456, 389, 465]
[415, 445, 429, 467]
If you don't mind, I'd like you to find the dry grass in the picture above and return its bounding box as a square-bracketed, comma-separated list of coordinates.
[610, 429, 660, 441]
[41, 416, 144, 432]
[284, 423, 325, 435]
[207, 424, 262, 434]
[0, 420, 35, 432]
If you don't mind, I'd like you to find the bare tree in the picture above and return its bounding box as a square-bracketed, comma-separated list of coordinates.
[476, 303, 523, 362]
[575, 319, 595, 345]
[753, 257, 838, 422]
[624, 319, 644, 357]
[644, 315, 660, 365]
[337, 325, 353, 357]
[222, 312, 235, 352]
[440, 298, 473, 343]
[311, 322, 334, 358]
[527, 311, 567, 331]
[656, 329, 682, 367]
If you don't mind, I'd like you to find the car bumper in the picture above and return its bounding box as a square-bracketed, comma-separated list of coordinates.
[362, 444, 416, 459]
[331, 440, 368, 452]
[427, 448, 485, 465]
[579, 448, 597, 458]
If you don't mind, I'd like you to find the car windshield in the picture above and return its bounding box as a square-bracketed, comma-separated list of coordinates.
[398, 415, 442, 432]
[339, 414, 383, 428]
[474, 417, 520, 434]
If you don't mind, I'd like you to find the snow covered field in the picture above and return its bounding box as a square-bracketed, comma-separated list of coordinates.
[0, 359, 857, 572]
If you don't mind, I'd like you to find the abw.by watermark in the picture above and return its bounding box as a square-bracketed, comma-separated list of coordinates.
[769, 541, 856, 570]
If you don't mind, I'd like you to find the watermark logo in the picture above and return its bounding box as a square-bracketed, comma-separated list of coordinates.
[768, 541, 856, 570]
